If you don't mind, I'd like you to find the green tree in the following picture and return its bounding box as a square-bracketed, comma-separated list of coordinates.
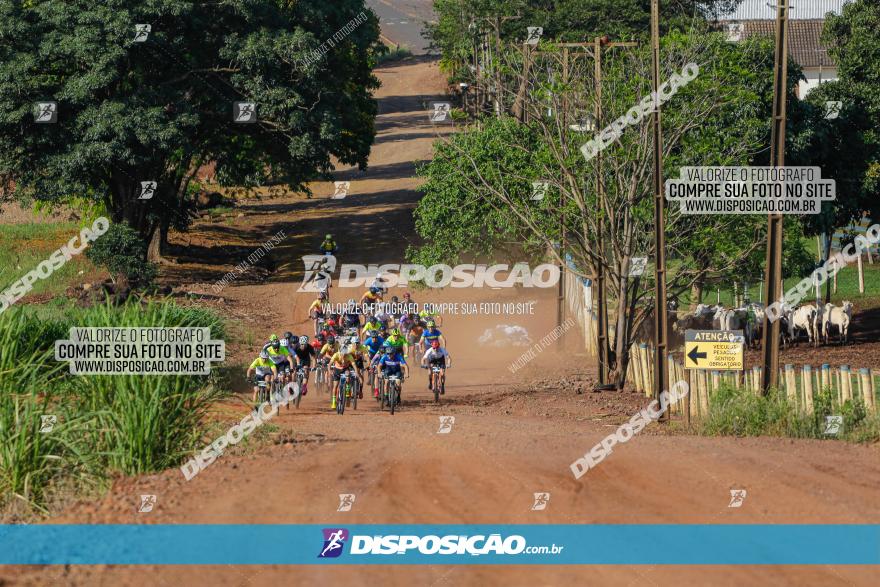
[0, 0, 382, 259]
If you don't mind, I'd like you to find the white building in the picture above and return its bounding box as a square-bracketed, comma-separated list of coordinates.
[713, 0, 853, 96]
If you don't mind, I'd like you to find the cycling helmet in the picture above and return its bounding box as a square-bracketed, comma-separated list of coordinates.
[391, 296, 399, 303]
[318, 291, 327, 300]
[369, 331, 380, 339]
[382, 340, 392, 348]
[269, 334, 279, 342]
[347, 298, 356, 306]
[283, 331, 293, 340]
[270, 341, 280, 349]
[370, 286, 379, 294]
[327, 335, 336, 344]
[403, 291, 411, 298]
[325, 233, 332, 240]
[384, 346, 394, 354]
[327, 319, 337, 327]
[280, 338, 288, 347]
[431, 340, 440, 349]
[426, 320, 435, 328]
[391, 328, 401, 336]
[316, 333, 326, 342]
[259, 350, 269, 359]
[299, 336, 309, 345]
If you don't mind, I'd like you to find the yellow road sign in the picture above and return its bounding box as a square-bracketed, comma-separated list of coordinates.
[684, 329, 744, 371]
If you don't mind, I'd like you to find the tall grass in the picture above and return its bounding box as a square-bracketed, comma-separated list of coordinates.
[0, 300, 227, 516]
[699, 384, 879, 441]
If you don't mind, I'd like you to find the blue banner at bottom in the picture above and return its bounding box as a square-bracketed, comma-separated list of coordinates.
[1, 525, 878, 565]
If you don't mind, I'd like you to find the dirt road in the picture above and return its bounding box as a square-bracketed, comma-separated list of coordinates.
[6, 54, 880, 587]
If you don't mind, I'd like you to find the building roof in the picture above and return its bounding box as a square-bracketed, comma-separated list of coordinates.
[711, 0, 851, 21]
[738, 19, 834, 67]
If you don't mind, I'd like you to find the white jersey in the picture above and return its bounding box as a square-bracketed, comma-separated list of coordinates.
[422, 347, 449, 362]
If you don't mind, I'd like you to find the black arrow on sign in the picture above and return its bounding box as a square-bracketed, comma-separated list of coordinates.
[688, 346, 707, 365]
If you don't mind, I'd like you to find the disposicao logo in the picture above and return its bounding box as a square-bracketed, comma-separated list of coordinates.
[318, 528, 349, 558]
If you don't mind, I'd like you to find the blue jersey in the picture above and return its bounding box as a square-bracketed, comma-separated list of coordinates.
[364, 336, 385, 355]
[378, 353, 406, 374]
[421, 328, 442, 343]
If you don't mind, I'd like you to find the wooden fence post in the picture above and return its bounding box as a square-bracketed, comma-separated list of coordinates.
[821, 364, 830, 393]
[803, 365, 814, 414]
[699, 370, 710, 416]
[784, 364, 797, 405]
[840, 365, 852, 403]
[859, 368, 875, 414]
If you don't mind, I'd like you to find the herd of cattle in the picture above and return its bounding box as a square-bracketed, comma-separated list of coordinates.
[675, 300, 855, 348]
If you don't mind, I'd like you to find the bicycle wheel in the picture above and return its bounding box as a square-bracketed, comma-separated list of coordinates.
[433, 373, 440, 404]
[352, 378, 359, 410]
[390, 383, 398, 415]
[295, 374, 303, 409]
[337, 381, 345, 415]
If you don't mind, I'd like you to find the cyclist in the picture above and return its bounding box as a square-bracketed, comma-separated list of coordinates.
[361, 314, 385, 338]
[342, 298, 362, 331]
[320, 233, 337, 255]
[350, 336, 370, 399]
[375, 344, 409, 406]
[374, 301, 394, 331]
[309, 291, 328, 335]
[405, 314, 425, 356]
[402, 291, 416, 314]
[387, 295, 402, 321]
[370, 272, 388, 296]
[311, 332, 326, 354]
[263, 334, 294, 385]
[325, 317, 342, 337]
[385, 327, 408, 356]
[292, 335, 316, 396]
[360, 286, 382, 308]
[362, 330, 386, 397]
[418, 303, 442, 327]
[319, 334, 339, 363]
[329, 342, 358, 409]
[421, 340, 451, 394]
[420, 320, 446, 349]
[247, 350, 277, 406]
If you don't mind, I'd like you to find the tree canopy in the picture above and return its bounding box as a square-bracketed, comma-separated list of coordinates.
[0, 0, 383, 257]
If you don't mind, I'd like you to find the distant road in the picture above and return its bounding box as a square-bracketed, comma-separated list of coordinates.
[366, 0, 436, 54]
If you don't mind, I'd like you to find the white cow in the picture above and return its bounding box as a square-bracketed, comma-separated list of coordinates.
[822, 301, 854, 345]
[790, 304, 818, 346]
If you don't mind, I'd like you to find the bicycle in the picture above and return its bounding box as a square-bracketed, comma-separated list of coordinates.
[384, 374, 402, 415]
[254, 378, 271, 404]
[292, 366, 307, 409]
[341, 367, 359, 411]
[424, 365, 444, 403]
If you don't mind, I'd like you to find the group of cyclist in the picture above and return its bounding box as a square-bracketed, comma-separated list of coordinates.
[248, 281, 452, 412]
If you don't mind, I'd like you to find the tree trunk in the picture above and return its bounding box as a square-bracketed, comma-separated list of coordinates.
[690, 277, 704, 311]
[146, 221, 169, 264]
[610, 272, 631, 390]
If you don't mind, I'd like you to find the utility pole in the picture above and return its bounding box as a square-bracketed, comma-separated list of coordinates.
[650, 0, 670, 412]
[760, 0, 790, 393]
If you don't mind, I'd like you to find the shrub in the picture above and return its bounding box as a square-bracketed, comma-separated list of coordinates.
[85, 222, 157, 286]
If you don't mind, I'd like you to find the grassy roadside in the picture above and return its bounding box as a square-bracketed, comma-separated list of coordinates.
[0, 222, 105, 299]
[0, 300, 229, 521]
